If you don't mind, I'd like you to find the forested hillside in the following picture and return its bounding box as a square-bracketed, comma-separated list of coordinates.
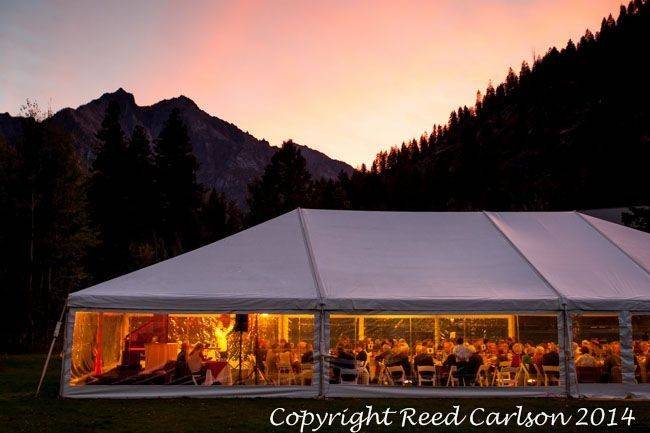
[339, 0, 649, 212]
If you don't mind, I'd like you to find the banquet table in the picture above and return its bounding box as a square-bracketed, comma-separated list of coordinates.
[204, 360, 233, 385]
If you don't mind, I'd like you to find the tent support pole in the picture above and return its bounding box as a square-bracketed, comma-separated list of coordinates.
[561, 304, 572, 398]
[36, 302, 67, 397]
[318, 306, 325, 398]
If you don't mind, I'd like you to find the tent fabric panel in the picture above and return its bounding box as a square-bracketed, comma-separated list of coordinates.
[67, 295, 320, 311]
[303, 210, 558, 309]
[68, 210, 319, 310]
[322, 297, 560, 312]
[487, 212, 650, 310]
[579, 213, 650, 273]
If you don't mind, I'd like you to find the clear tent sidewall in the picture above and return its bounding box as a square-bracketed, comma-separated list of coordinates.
[565, 310, 650, 400]
[60, 307, 326, 399]
[60, 307, 650, 399]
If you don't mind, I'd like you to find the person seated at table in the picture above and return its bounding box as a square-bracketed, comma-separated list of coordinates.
[187, 342, 210, 374]
[386, 343, 412, 380]
[301, 343, 314, 364]
[522, 346, 534, 370]
[175, 341, 191, 378]
[496, 347, 509, 364]
[602, 343, 621, 383]
[412, 345, 435, 383]
[463, 345, 484, 385]
[542, 343, 560, 366]
[575, 347, 597, 367]
[354, 342, 368, 365]
[510, 343, 523, 368]
[331, 345, 356, 383]
[414, 345, 434, 369]
[371, 343, 392, 383]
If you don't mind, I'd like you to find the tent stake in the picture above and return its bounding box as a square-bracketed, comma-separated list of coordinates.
[35, 303, 67, 397]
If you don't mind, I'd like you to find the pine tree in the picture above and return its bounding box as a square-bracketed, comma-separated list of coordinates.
[1, 114, 92, 350]
[124, 125, 160, 267]
[247, 140, 312, 224]
[200, 189, 242, 244]
[88, 100, 131, 280]
[154, 108, 201, 256]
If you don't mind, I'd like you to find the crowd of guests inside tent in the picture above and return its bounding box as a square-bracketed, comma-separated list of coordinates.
[572, 339, 624, 383]
[329, 336, 563, 387]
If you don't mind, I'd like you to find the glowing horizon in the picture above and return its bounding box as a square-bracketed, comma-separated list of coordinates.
[0, 0, 625, 167]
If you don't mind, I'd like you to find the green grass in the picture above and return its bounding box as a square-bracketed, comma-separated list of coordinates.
[1, 354, 649, 433]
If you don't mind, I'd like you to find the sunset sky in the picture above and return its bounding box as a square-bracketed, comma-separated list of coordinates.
[0, 0, 624, 166]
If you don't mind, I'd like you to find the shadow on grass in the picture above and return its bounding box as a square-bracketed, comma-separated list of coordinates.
[1, 354, 649, 433]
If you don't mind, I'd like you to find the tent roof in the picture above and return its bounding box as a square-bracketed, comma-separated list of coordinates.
[69, 211, 319, 310]
[488, 212, 650, 310]
[68, 209, 650, 312]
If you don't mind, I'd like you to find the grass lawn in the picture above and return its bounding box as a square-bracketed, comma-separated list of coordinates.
[1, 354, 649, 433]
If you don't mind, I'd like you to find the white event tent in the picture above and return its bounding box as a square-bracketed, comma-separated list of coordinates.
[61, 209, 650, 399]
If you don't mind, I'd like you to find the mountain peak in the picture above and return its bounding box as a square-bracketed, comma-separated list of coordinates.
[98, 88, 136, 105]
[156, 94, 199, 110]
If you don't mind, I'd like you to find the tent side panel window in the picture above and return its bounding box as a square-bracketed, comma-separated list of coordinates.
[68, 311, 315, 387]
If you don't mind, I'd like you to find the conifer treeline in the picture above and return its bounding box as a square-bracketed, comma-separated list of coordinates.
[248, 0, 649, 224]
[0, 103, 242, 350]
[336, 0, 649, 213]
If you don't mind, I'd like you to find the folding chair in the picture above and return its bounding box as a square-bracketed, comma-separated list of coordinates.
[446, 365, 459, 387]
[475, 364, 489, 387]
[416, 365, 436, 386]
[339, 367, 359, 384]
[386, 365, 406, 386]
[542, 365, 560, 386]
[495, 361, 516, 387]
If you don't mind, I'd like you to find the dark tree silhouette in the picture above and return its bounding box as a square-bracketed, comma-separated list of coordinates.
[88, 101, 131, 280]
[247, 140, 312, 224]
[0, 116, 92, 350]
[337, 0, 649, 216]
[154, 108, 202, 256]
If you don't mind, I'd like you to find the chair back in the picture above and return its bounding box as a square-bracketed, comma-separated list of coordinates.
[499, 361, 511, 368]
[542, 365, 560, 374]
[386, 365, 406, 383]
[576, 366, 601, 383]
[610, 366, 622, 383]
[475, 364, 488, 386]
[339, 368, 358, 384]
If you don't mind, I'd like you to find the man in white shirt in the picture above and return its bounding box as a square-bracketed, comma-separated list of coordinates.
[215, 319, 234, 359]
[452, 337, 473, 362]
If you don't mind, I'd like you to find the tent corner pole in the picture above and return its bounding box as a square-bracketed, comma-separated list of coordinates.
[561, 304, 572, 399]
[36, 302, 68, 397]
[318, 305, 325, 399]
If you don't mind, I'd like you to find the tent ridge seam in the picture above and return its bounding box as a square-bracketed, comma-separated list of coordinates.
[482, 211, 566, 306]
[297, 208, 326, 303]
[575, 211, 649, 275]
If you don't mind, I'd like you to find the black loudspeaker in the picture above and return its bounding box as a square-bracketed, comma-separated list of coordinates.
[234, 314, 249, 332]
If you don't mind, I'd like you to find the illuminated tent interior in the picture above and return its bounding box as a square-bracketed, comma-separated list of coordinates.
[61, 209, 650, 398]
